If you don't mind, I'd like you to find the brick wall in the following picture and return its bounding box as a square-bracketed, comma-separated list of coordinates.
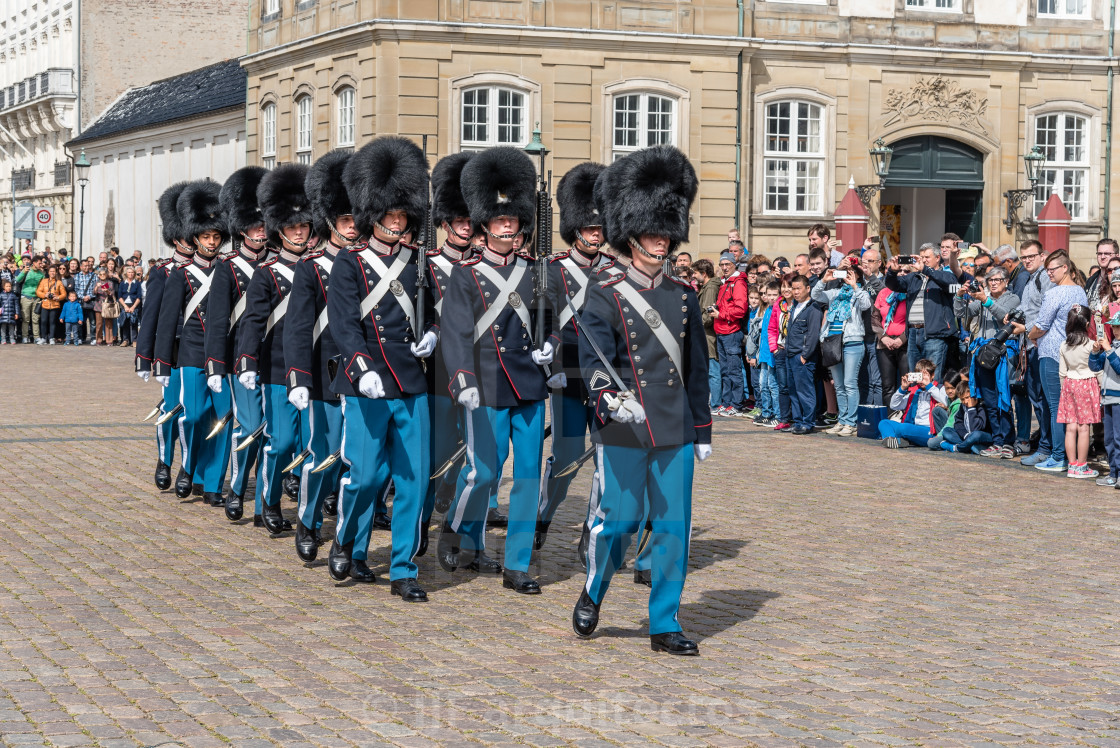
[80, 0, 245, 130]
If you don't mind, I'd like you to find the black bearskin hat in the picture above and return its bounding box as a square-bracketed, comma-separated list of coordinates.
[343, 136, 429, 239]
[177, 180, 230, 247]
[257, 163, 312, 247]
[306, 150, 354, 240]
[219, 166, 267, 239]
[459, 146, 536, 238]
[595, 145, 697, 255]
[158, 181, 191, 248]
[431, 152, 474, 229]
[557, 161, 606, 246]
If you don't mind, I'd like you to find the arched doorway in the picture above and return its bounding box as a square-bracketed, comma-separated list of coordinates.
[880, 135, 984, 252]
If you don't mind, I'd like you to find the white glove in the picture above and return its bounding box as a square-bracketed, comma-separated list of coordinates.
[358, 371, 385, 399]
[458, 387, 480, 412]
[137, 370, 150, 383]
[694, 444, 712, 462]
[239, 371, 257, 390]
[531, 341, 554, 366]
[288, 386, 309, 411]
[606, 393, 646, 424]
[207, 375, 223, 394]
[546, 372, 567, 389]
[410, 329, 438, 359]
[155, 375, 170, 388]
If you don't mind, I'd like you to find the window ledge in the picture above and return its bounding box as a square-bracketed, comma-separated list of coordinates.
[750, 214, 829, 229]
[1019, 219, 1102, 235]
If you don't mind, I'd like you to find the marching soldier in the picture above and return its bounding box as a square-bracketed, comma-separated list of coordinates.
[235, 164, 313, 535]
[437, 147, 554, 594]
[137, 182, 194, 491]
[423, 151, 477, 543]
[285, 150, 354, 562]
[153, 180, 232, 507]
[534, 161, 622, 553]
[570, 145, 712, 655]
[206, 166, 270, 521]
[326, 136, 435, 601]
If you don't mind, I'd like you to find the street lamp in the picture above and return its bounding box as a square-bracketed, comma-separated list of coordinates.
[1003, 145, 1046, 231]
[74, 149, 90, 259]
[856, 137, 894, 207]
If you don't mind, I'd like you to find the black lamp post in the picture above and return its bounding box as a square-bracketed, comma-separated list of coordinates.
[74, 149, 90, 259]
[857, 137, 894, 207]
[1003, 145, 1046, 231]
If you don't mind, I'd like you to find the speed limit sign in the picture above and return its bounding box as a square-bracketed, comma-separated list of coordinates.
[33, 207, 54, 231]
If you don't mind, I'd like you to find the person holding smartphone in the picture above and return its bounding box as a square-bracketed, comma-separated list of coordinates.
[877, 358, 947, 448]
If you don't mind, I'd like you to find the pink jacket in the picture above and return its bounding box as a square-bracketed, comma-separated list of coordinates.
[874, 287, 908, 340]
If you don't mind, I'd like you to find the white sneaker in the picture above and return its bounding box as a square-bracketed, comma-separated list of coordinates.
[838, 425, 856, 437]
[48, 339, 55, 345]
[825, 423, 844, 435]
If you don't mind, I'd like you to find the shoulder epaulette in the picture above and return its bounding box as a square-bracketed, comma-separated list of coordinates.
[550, 251, 571, 263]
[425, 247, 443, 257]
[348, 242, 369, 253]
[261, 257, 280, 268]
[154, 257, 173, 269]
[220, 250, 237, 261]
[461, 255, 483, 266]
[303, 248, 326, 261]
[598, 269, 625, 287]
[666, 274, 693, 289]
[515, 251, 535, 262]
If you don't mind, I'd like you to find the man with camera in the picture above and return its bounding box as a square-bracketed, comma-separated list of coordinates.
[886, 242, 968, 381]
[954, 267, 1022, 458]
[878, 359, 948, 448]
[1016, 240, 1056, 467]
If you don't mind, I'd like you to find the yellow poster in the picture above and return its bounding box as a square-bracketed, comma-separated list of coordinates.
[879, 205, 901, 259]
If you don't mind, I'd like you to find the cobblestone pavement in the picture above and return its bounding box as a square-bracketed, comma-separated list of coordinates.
[1, 345, 1119, 747]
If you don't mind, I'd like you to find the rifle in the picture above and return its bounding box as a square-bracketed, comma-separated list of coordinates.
[534, 168, 553, 349]
[415, 134, 434, 340]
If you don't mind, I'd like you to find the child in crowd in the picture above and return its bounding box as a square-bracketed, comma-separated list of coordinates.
[929, 371, 992, 454]
[768, 276, 795, 430]
[1090, 306, 1120, 486]
[749, 279, 782, 427]
[878, 358, 947, 448]
[0, 280, 18, 344]
[1057, 304, 1101, 479]
[744, 285, 761, 413]
[60, 291, 84, 346]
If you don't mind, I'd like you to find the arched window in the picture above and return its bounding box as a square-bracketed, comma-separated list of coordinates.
[762, 100, 824, 214]
[336, 86, 355, 148]
[1034, 112, 1089, 219]
[295, 95, 313, 164]
[261, 102, 276, 170]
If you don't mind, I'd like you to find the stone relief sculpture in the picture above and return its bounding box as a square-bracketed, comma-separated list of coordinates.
[884, 75, 990, 134]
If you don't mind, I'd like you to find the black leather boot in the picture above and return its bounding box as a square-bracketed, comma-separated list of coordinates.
[373, 512, 391, 530]
[283, 473, 300, 500]
[577, 522, 590, 567]
[205, 492, 225, 508]
[533, 520, 550, 551]
[391, 578, 428, 602]
[349, 559, 376, 583]
[155, 461, 172, 490]
[416, 521, 429, 557]
[650, 632, 699, 656]
[633, 568, 652, 587]
[323, 492, 338, 517]
[465, 552, 502, 574]
[486, 507, 508, 528]
[295, 522, 319, 562]
[436, 522, 460, 572]
[572, 591, 600, 638]
[502, 570, 541, 594]
[328, 539, 352, 581]
[225, 492, 244, 521]
[174, 468, 192, 499]
[262, 502, 291, 535]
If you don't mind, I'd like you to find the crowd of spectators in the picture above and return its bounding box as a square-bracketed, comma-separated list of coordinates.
[0, 245, 149, 347]
[685, 226, 1120, 482]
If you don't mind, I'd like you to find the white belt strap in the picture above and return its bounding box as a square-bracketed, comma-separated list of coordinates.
[311, 256, 334, 344]
[182, 264, 213, 322]
[472, 259, 531, 342]
[557, 256, 591, 332]
[228, 256, 256, 327]
[613, 281, 684, 376]
[265, 263, 295, 335]
[357, 248, 415, 325]
[430, 254, 454, 316]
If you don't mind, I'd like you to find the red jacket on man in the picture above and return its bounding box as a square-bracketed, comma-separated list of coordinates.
[714, 272, 749, 335]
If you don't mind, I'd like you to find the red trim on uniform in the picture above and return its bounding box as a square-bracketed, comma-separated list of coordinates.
[613, 290, 656, 447]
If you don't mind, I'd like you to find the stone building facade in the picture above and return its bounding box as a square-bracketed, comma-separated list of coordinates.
[0, 0, 244, 258]
[241, 0, 1118, 266]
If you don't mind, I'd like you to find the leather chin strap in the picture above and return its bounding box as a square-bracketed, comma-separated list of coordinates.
[443, 221, 472, 248]
[628, 237, 665, 262]
[328, 217, 359, 246]
[375, 221, 404, 238]
[484, 226, 519, 241]
[577, 232, 602, 253]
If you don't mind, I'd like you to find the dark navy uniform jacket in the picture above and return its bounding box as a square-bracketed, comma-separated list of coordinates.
[204, 248, 267, 379]
[235, 250, 302, 386]
[441, 245, 552, 408]
[546, 247, 621, 402]
[328, 237, 437, 400]
[153, 253, 221, 377]
[284, 244, 344, 402]
[135, 252, 190, 374]
[425, 242, 476, 397]
[578, 262, 712, 449]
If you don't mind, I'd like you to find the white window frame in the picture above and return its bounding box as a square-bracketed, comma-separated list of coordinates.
[905, 0, 961, 11]
[295, 94, 313, 165]
[264, 0, 279, 15]
[1028, 101, 1101, 223]
[449, 72, 540, 153]
[1037, 0, 1090, 18]
[610, 92, 677, 162]
[752, 88, 834, 218]
[261, 101, 276, 170]
[760, 99, 825, 215]
[336, 86, 355, 148]
[600, 79, 690, 164]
